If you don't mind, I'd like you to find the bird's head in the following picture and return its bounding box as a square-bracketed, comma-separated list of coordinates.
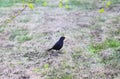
[60, 36, 65, 40]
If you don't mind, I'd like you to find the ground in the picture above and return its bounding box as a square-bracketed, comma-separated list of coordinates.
[0, 2, 120, 79]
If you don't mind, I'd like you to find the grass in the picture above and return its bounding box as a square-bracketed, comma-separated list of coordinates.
[32, 68, 41, 73]
[100, 49, 120, 72]
[0, 0, 45, 7]
[0, 27, 4, 33]
[69, 0, 97, 10]
[46, 61, 74, 79]
[110, 50, 120, 65]
[0, 0, 120, 10]
[115, 28, 120, 35]
[0, 0, 14, 7]
[111, 16, 120, 24]
[48, 73, 73, 79]
[9, 28, 32, 43]
[19, 18, 30, 23]
[17, 35, 32, 43]
[58, 74, 73, 79]
[72, 50, 82, 60]
[89, 39, 120, 53]
[110, 0, 120, 4]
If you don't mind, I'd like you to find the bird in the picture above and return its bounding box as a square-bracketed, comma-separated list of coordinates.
[47, 36, 65, 51]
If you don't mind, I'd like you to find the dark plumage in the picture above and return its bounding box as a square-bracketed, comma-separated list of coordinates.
[47, 36, 65, 51]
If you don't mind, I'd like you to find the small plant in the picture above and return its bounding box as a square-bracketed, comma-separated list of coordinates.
[44, 63, 49, 68]
[42, 1, 47, 7]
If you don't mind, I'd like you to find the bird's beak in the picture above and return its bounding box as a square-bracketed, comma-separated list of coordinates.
[64, 37, 67, 42]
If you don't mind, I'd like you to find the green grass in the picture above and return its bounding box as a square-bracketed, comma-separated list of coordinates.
[9, 28, 32, 43]
[0, 27, 4, 33]
[59, 74, 73, 79]
[47, 63, 74, 79]
[72, 49, 82, 60]
[19, 18, 30, 23]
[0, 0, 14, 7]
[115, 28, 120, 35]
[101, 49, 120, 67]
[69, 0, 97, 10]
[17, 35, 32, 43]
[0, 0, 43, 7]
[32, 68, 41, 73]
[111, 16, 120, 24]
[110, 0, 120, 4]
[9, 28, 28, 40]
[0, 0, 24, 7]
[48, 74, 73, 79]
[34, 0, 45, 6]
[89, 39, 120, 53]
[110, 50, 120, 64]
[0, 0, 120, 10]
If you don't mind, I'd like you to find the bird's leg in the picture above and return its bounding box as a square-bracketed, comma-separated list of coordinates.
[57, 50, 61, 54]
[58, 50, 64, 54]
[49, 50, 57, 56]
[56, 50, 60, 53]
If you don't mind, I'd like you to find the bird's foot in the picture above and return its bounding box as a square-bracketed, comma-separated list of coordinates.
[57, 50, 64, 54]
[50, 51, 59, 56]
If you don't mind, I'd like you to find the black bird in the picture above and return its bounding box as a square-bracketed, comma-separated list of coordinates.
[47, 36, 65, 51]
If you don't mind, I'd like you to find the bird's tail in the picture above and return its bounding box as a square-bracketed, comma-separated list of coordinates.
[47, 48, 52, 51]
